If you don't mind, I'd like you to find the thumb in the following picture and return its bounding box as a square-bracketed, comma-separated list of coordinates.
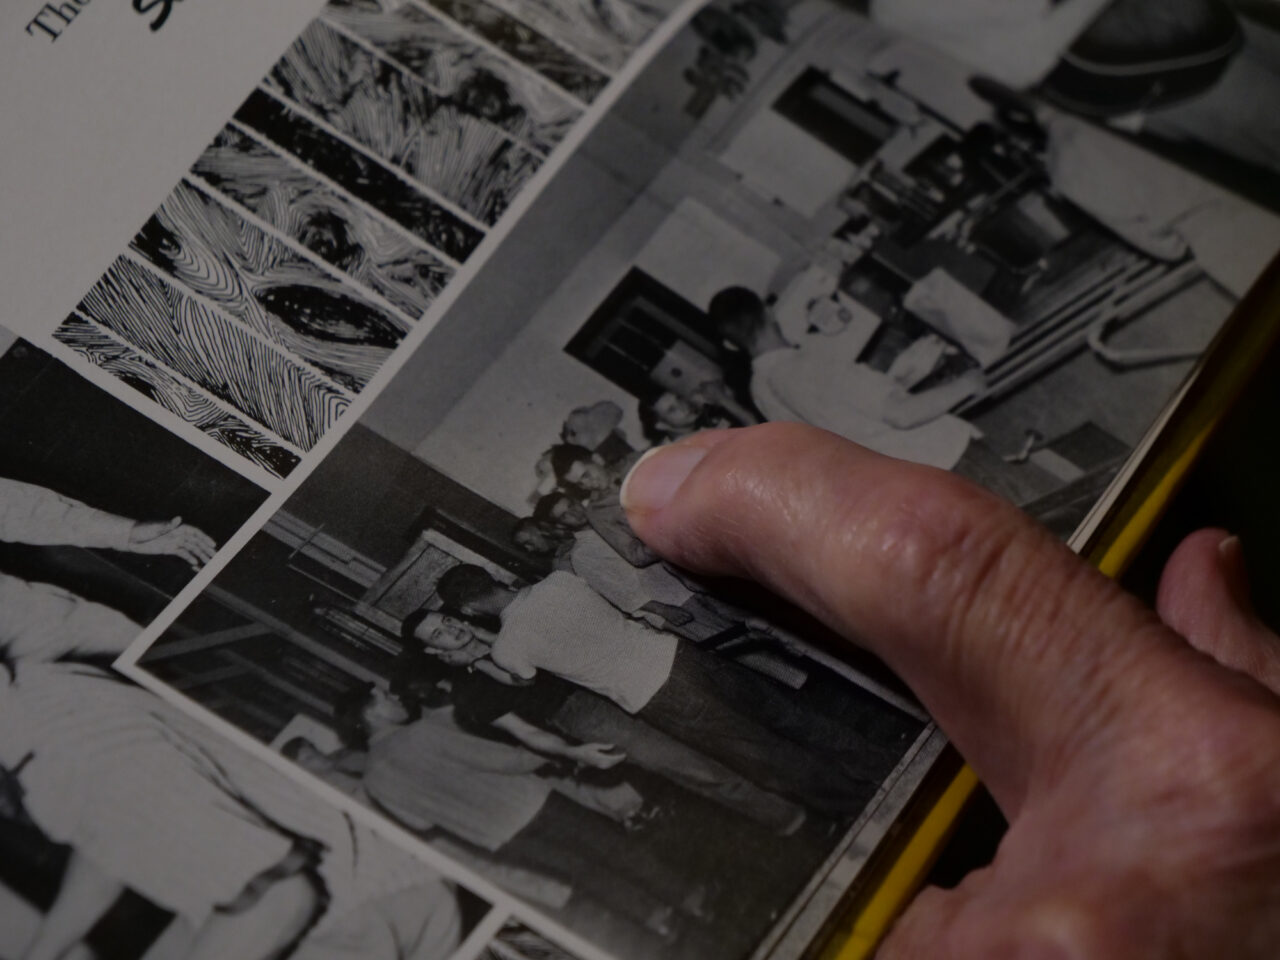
[1157, 529, 1280, 695]
[621, 424, 1219, 813]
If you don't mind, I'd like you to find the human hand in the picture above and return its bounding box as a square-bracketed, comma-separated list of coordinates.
[573, 742, 627, 770]
[126, 517, 217, 570]
[621, 424, 1280, 960]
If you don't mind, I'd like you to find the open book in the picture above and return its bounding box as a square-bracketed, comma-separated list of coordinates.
[2, 1, 1278, 959]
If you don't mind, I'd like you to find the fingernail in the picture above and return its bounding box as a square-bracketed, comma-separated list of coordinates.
[620, 443, 708, 514]
[1218, 534, 1254, 609]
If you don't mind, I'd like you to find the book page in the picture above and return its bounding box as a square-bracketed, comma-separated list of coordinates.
[2, 2, 1278, 960]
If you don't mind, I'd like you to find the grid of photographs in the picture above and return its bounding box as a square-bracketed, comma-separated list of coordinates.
[54, 0, 676, 480]
[115, 1, 1280, 958]
[11, 1, 1280, 959]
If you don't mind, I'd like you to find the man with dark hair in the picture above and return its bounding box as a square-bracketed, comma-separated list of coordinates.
[426, 565, 889, 817]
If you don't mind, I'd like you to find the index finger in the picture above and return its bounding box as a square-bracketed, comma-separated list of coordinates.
[621, 424, 1216, 813]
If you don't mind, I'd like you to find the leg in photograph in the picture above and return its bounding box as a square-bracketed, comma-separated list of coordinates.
[550, 690, 806, 832]
[638, 644, 880, 818]
[498, 793, 696, 938]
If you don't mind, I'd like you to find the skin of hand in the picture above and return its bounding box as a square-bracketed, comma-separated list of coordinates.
[127, 516, 218, 570]
[573, 742, 627, 769]
[620, 423, 1280, 960]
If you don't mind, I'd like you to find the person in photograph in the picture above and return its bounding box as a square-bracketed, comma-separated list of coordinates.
[0, 477, 217, 657]
[401, 611, 807, 833]
[426, 565, 886, 817]
[547, 445, 657, 567]
[0, 537, 461, 960]
[330, 683, 707, 940]
[709, 287, 983, 472]
[637, 389, 740, 447]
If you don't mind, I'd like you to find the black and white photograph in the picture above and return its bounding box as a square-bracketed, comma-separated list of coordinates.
[0, 325, 491, 960]
[123, 0, 1280, 959]
[863, 0, 1280, 212]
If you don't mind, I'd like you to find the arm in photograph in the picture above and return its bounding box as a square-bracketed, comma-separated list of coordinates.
[586, 503, 659, 567]
[491, 713, 625, 769]
[0, 478, 135, 550]
[20, 850, 125, 960]
[887, 335, 949, 390]
[472, 658, 529, 685]
[0, 478, 216, 569]
[883, 369, 985, 429]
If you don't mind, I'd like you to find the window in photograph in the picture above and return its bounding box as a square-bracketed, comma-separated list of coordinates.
[772, 67, 898, 166]
[564, 268, 725, 399]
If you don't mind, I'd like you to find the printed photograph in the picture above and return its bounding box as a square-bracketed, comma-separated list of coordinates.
[129, 1, 1279, 959]
[0, 326, 490, 960]
[860, 0, 1280, 212]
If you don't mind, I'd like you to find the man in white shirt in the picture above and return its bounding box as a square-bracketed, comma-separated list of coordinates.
[709, 288, 982, 472]
[426, 565, 893, 818]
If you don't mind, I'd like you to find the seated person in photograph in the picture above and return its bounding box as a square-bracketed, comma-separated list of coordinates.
[331, 683, 703, 940]
[708, 287, 983, 472]
[0, 478, 216, 657]
[547, 444, 656, 567]
[428, 564, 886, 817]
[402, 610, 806, 834]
